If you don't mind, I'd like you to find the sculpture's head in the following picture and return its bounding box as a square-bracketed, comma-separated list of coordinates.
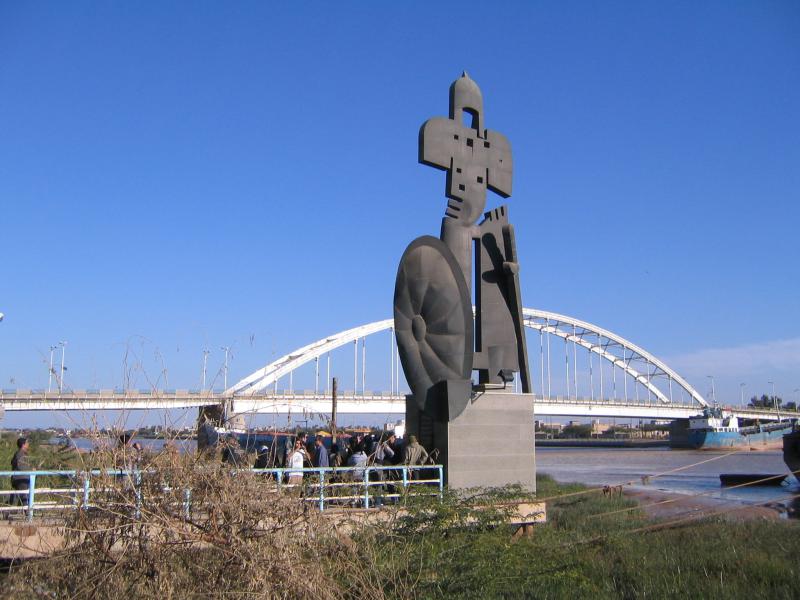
[449, 71, 484, 133]
[419, 72, 513, 227]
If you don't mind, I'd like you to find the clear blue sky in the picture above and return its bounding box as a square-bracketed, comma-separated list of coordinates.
[1, 2, 799, 427]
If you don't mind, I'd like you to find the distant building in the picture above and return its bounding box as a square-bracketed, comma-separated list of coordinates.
[591, 420, 611, 436]
[535, 420, 563, 432]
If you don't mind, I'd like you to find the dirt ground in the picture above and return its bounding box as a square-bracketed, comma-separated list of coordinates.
[623, 488, 787, 522]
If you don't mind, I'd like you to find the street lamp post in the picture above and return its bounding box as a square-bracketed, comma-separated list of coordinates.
[58, 341, 67, 394]
[768, 380, 779, 420]
[202, 348, 210, 393]
[740, 382, 746, 408]
[221, 346, 231, 391]
[48, 345, 57, 392]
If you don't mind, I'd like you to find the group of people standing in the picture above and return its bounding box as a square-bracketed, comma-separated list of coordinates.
[251, 431, 434, 486]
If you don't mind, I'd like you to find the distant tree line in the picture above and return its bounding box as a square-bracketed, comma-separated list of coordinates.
[748, 394, 797, 411]
[560, 424, 593, 438]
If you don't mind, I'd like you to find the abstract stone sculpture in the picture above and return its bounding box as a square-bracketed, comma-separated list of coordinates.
[394, 73, 534, 488]
[395, 72, 530, 411]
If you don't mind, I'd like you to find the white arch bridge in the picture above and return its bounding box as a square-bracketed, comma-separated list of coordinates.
[219, 308, 767, 421]
[2, 309, 790, 422]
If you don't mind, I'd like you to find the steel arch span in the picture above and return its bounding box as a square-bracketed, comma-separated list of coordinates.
[227, 309, 707, 410]
[521, 309, 706, 408]
[227, 319, 394, 397]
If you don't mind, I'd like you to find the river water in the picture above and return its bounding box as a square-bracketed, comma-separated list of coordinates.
[51, 436, 194, 453]
[536, 446, 799, 507]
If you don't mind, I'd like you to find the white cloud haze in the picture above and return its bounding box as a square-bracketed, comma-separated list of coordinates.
[664, 338, 800, 402]
[665, 338, 800, 377]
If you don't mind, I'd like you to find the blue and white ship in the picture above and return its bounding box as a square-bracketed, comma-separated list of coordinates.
[670, 407, 793, 450]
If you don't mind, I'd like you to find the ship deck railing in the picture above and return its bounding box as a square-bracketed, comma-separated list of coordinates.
[738, 420, 795, 435]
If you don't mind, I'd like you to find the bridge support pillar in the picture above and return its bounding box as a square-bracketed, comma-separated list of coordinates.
[197, 404, 225, 452]
[197, 400, 246, 452]
[406, 386, 535, 491]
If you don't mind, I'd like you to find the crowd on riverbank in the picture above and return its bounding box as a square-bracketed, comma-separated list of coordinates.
[221, 430, 436, 487]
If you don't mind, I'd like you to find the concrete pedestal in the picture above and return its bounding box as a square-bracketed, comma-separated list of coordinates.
[406, 389, 536, 491]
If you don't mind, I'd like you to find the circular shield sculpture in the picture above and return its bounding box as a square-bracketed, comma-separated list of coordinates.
[393, 236, 473, 410]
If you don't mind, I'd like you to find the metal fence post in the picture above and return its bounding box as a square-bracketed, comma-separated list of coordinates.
[27, 473, 36, 521]
[438, 466, 444, 499]
[275, 469, 282, 493]
[402, 466, 408, 493]
[183, 488, 192, 520]
[83, 473, 91, 508]
[134, 470, 142, 519]
[364, 467, 370, 509]
[318, 470, 325, 512]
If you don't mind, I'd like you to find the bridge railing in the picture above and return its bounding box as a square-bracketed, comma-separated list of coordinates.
[1, 390, 183, 397]
[0, 465, 445, 521]
[534, 394, 800, 413]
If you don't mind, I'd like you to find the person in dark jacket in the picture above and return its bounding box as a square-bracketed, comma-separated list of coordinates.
[253, 444, 271, 469]
[314, 436, 329, 468]
[221, 436, 245, 467]
[11, 437, 32, 506]
[371, 433, 397, 506]
[329, 443, 343, 468]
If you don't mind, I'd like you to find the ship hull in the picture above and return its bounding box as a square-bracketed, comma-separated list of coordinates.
[783, 430, 800, 475]
[671, 424, 792, 450]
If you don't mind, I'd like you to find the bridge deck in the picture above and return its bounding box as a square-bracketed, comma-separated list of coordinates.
[1, 391, 794, 421]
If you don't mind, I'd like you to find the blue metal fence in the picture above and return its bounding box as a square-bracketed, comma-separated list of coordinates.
[0, 464, 444, 521]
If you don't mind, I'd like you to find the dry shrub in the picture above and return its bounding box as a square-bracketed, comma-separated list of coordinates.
[5, 446, 397, 600]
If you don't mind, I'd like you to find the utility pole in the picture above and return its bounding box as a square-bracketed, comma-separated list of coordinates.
[331, 377, 338, 444]
[59, 341, 67, 393]
[48, 345, 57, 392]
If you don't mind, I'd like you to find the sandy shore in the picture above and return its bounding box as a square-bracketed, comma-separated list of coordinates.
[623, 487, 786, 522]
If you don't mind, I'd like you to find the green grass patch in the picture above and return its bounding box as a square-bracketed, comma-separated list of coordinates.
[344, 474, 800, 599]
